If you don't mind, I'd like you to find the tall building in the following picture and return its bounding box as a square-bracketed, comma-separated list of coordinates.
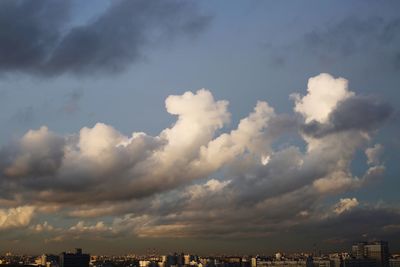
[352, 242, 367, 259]
[59, 248, 90, 267]
[177, 253, 184, 266]
[167, 254, 178, 267]
[184, 255, 191, 265]
[351, 241, 389, 267]
[366, 241, 390, 267]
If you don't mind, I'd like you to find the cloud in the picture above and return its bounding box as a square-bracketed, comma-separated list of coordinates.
[333, 198, 359, 215]
[267, 16, 400, 73]
[185, 179, 231, 200]
[0, 89, 232, 204]
[36, 220, 114, 243]
[0, 73, 394, 242]
[0, 206, 35, 230]
[30, 221, 54, 232]
[303, 17, 384, 58]
[0, 0, 210, 76]
[193, 100, 275, 174]
[292, 73, 354, 123]
[365, 144, 384, 165]
[3, 126, 65, 178]
[69, 221, 111, 233]
[293, 73, 392, 139]
[0, 0, 69, 72]
[303, 16, 400, 64]
[289, 205, 400, 247]
[302, 96, 392, 138]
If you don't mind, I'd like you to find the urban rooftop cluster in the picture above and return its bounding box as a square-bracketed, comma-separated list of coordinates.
[0, 241, 399, 267]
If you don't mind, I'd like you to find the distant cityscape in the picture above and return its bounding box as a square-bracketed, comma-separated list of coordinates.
[0, 241, 399, 267]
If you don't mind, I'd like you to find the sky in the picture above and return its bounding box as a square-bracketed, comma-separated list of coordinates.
[0, 0, 400, 256]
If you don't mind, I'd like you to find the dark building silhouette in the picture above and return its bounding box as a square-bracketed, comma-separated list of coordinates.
[344, 258, 378, 267]
[220, 257, 242, 267]
[59, 248, 90, 267]
[166, 253, 177, 267]
[351, 241, 389, 267]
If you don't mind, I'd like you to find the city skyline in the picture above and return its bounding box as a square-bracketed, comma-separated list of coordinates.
[0, 241, 398, 267]
[0, 240, 397, 257]
[0, 0, 400, 255]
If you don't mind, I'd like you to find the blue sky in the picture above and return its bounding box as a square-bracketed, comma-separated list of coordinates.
[0, 0, 399, 255]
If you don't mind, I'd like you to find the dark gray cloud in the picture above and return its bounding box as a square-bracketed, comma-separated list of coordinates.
[0, 0, 210, 76]
[0, 0, 69, 72]
[0, 126, 65, 178]
[302, 96, 393, 138]
[303, 17, 383, 57]
[291, 206, 400, 247]
[268, 16, 400, 71]
[331, 96, 393, 131]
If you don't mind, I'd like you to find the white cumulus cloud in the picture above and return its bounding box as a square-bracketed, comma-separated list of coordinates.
[333, 198, 359, 214]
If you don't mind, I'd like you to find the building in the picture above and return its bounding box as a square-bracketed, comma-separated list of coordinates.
[313, 258, 332, 267]
[366, 241, 390, 267]
[390, 258, 400, 267]
[184, 255, 191, 265]
[222, 257, 242, 267]
[352, 242, 367, 260]
[167, 254, 178, 267]
[59, 248, 90, 267]
[343, 258, 377, 267]
[351, 241, 389, 267]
